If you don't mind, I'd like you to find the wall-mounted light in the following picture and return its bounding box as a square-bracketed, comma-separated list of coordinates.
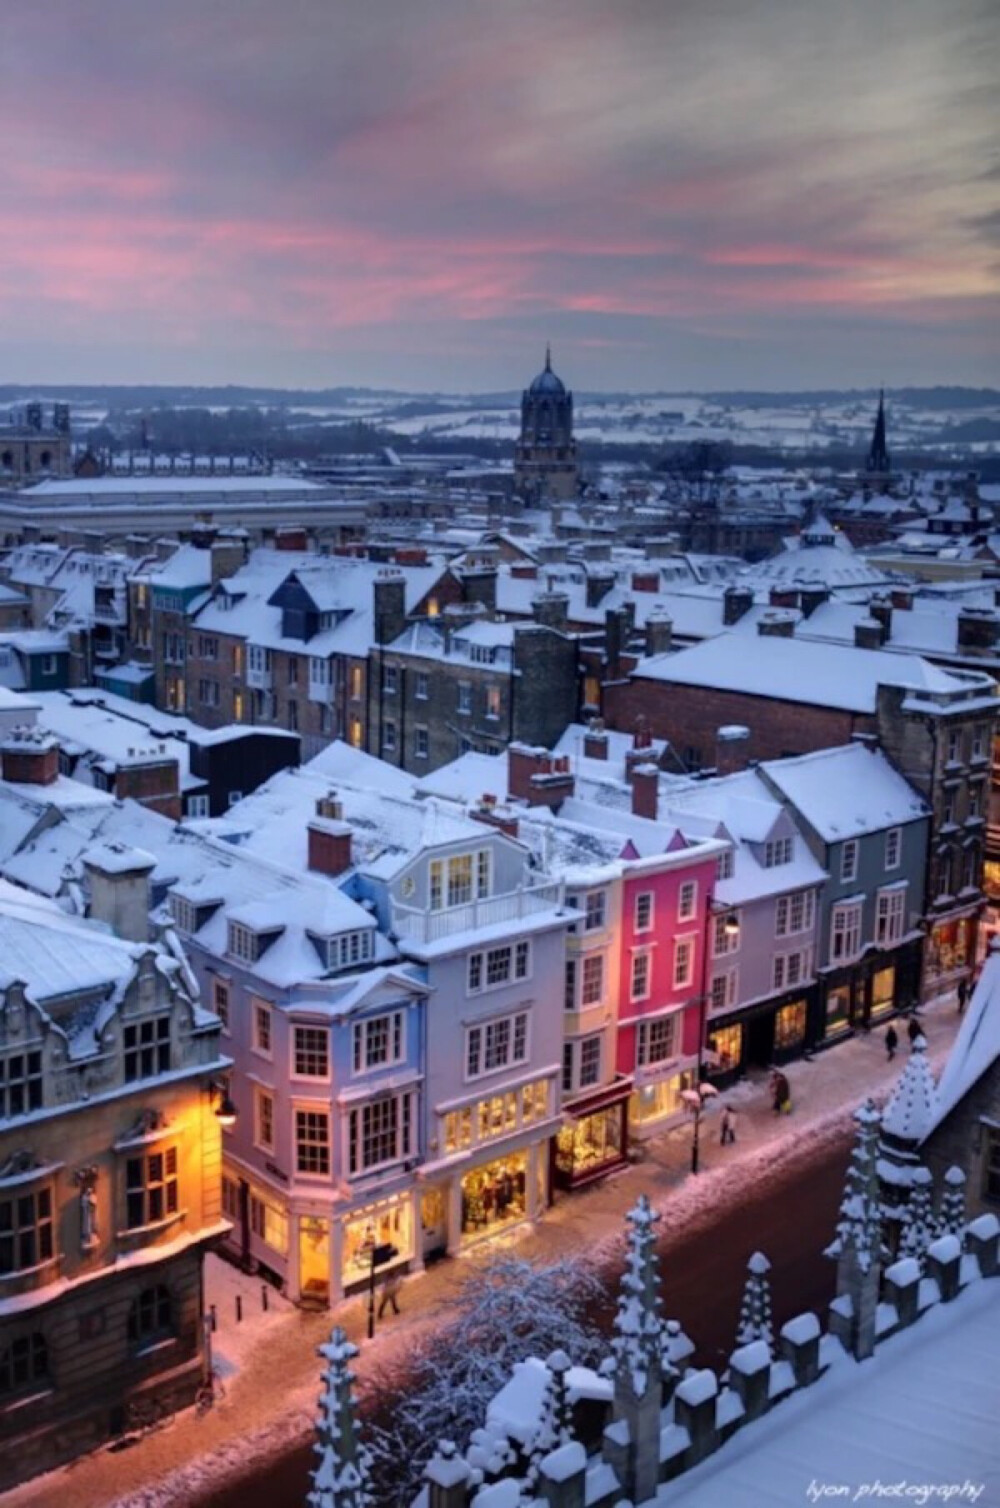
[212, 1080, 238, 1129]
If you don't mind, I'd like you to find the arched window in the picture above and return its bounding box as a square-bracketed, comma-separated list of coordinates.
[0, 1332, 48, 1395]
[127, 1285, 173, 1346]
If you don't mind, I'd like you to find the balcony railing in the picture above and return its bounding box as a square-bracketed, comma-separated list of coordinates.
[391, 878, 565, 944]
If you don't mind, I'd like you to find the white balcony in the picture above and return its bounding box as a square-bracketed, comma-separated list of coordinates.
[391, 879, 565, 945]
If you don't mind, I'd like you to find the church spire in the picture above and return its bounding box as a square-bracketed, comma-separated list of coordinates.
[866, 388, 891, 475]
[545, 342, 552, 372]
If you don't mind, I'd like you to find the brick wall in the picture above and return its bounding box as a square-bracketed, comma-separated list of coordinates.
[604, 677, 868, 770]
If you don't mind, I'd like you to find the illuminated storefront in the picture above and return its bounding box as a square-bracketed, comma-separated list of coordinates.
[629, 1069, 692, 1130]
[773, 1000, 807, 1052]
[926, 914, 975, 981]
[460, 1152, 528, 1240]
[824, 983, 852, 1038]
[341, 1193, 412, 1290]
[870, 965, 895, 1021]
[553, 1082, 630, 1189]
[707, 1024, 743, 1073]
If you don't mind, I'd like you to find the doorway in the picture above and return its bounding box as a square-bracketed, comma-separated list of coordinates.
[298, 1216, 330, 1305]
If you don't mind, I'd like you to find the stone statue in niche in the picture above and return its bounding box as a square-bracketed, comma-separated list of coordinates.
[74, 1166, 99, 1253]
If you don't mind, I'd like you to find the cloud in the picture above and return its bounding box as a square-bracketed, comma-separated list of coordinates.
[0, 0, 997, 386]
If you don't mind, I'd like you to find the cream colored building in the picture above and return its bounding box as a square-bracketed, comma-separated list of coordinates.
[0, 852, 228, 1492]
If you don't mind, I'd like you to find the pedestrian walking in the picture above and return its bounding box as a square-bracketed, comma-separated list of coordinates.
[957, 978, 969, 1015]
[907, 1014, 922, 1047]
[885, 1024, 898, 1062]
[377, 1270, 402, 1319]
[771, 1070, 791, 1115]
[720, 1104, 737, 1145]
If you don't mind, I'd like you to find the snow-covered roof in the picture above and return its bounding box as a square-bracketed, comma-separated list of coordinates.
[882, 1036, 939, 1141]
[0, 880, 144, 1000]
[926, 943, 1000, 1136]
[644, 1277, 1000, 1508]
[759, 744, 928, 841]
[635, 632, 994, 713]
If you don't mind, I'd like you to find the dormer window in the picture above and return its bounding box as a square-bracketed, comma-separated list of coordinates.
[227, 921, 282, 963]
[763, 837, 793, 868]
[324, 930, 375, 972]
[428, 850, 492, 911]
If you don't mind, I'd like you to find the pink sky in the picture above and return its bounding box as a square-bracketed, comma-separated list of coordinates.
[1, 0, 997, 390]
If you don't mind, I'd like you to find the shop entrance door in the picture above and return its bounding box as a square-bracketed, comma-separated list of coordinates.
[298, 1216, 330, 1305]
[420, 1188, 447, 1262]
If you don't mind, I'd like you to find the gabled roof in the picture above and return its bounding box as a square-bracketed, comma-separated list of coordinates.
[925, 943, 1000, 1137]
[760, 744, 928, 842]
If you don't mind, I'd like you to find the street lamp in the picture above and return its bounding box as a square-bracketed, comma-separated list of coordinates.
[686, 902, 739, 1174]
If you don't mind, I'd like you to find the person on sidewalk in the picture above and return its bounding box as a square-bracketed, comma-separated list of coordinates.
[377, 1270, 402, 1319]
[885, 1024, 898, 1062]
[771, 1071, 791, 1115]
[957, 978, 969, 1015]
[720, 1104, 737, 1145]
[907, 1014, 922, 1047]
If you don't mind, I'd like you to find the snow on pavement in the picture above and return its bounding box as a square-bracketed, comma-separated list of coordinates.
[4, 994, 963, 1508]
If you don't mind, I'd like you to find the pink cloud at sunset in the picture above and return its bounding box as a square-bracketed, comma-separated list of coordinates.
[0, 0, 997, 388]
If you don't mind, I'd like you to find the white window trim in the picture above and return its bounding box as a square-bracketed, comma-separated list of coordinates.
[630, 949, 652, 1003]
[677, 880, 698, 923]
[351, 1010, 406, 1077]
[344, 1089, 415, 1178]
[579, 951, 605, 1008]
[464, 1009, 531, 1083]
[251, 999, 274, 1062]
[253, 1086, 275, 1152]
[634, 891, 655, 934]
[885, 827, 902, 871]
[290, 1022, 332, 1084]
[466, 940, 532, 996]
[293, 1102, 332, 1180]
[636, 1012, 681, 1069]
[840, 840, 859, 883]
[672, 933, 696, 990]
[829, 900, 864, 965]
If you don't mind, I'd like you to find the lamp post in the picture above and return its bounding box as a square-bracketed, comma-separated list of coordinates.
[687, 901, 739, 1174]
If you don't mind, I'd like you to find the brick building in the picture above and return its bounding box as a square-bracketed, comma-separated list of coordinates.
[604, 629, 998, 994]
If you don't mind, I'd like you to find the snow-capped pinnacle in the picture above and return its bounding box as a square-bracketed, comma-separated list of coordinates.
[747, 1251, 771, 1275]
[883, 1038, 938, 1142]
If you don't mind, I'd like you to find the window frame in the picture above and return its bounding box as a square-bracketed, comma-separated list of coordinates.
[125, 1146, 179, 1232]
[634, 891, 654, 934]
[294, 1107, 331, 1178]
[251, 999, 273, 1061]
[840, 839, 859, 884]
[884, 827, 902, 871]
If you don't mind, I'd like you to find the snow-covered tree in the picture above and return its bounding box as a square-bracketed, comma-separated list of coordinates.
[308, 1327, 372, 1508]
[898, 1165, 935, 1269]
[735, 1251, 774, 1353]
[611, 1194, 663, 1398]
[936, 1166, 967, 1244]
[825, 1100, 885, 1273]
[364, 1254, 604, 1507]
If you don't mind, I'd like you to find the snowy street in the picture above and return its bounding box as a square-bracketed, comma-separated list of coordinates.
[4, 994, 963, 1508]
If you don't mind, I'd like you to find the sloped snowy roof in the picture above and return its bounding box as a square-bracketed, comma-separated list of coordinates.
[644, 1277, 1000, 1508]
[635, 632, 992, 712]
[0, 880, 144, 999]
[759, 744, 928, 841]
[925, 943, 1000, 1137]
[882, 1037, 939, 1141]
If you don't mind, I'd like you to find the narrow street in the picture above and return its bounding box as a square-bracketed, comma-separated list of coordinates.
[198, 1132, 847, 1508]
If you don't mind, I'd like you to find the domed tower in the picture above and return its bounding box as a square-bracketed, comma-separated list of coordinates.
[513, 346, 579, 501]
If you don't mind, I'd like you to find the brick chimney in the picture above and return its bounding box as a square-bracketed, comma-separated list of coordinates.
[854, 618, 885, 649]
[374, 568, 407, 645]
[645, 612, 673, 657]
[958, 607, 1000, 652]
[583, 719, 609, 760]
[507, 744, 575, 809]
[799, 586, 829, 619]
[757, 610, 796, 638]
[510, 562, 538, 580]
[275, 526, 309, 552]
[630, 570, 660, 594]
[630, 762, 658, 820]
[890, 587, 914, 611]
[585, 569, 616, 609]
[723, 586, 753, 625]
[1, 728, 59, 786]
[531, 589, 569, 631]
[470, 794, 520, 839]
[868, 596, 893, 636]
[715, 725, 750, 776]
[308, 796, 353, 876]
[115, 747, 182, 820]
[768, 586, 799, 609]
[211, 533, 249, 585]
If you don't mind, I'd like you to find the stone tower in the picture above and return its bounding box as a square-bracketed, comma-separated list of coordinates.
[513, 347, 579, 502]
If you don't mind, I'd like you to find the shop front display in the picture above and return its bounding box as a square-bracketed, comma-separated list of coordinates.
[554, 1096, 627, 1188]
[707, 1023, 743, 1073]
[927, 916, 974, 978]
[774, 1000, 807, 1052]
[824, 983, 852, 1037]
[460, 1152, 527, 1241]
[298, 1215, 330, 1305]
[870, 965, 895, 1021]
[629, 1069, 692, 1130]
[342, 1194, 412, 1288]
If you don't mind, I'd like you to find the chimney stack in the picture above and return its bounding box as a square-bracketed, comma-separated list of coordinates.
[507, 744, 575, 810]
[82, 842, 156, 943]
[583, 719, 609, 761]
[630, 762, 658, 820]
[1, 728, 59, 786]
[715, 725, 750, 777]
